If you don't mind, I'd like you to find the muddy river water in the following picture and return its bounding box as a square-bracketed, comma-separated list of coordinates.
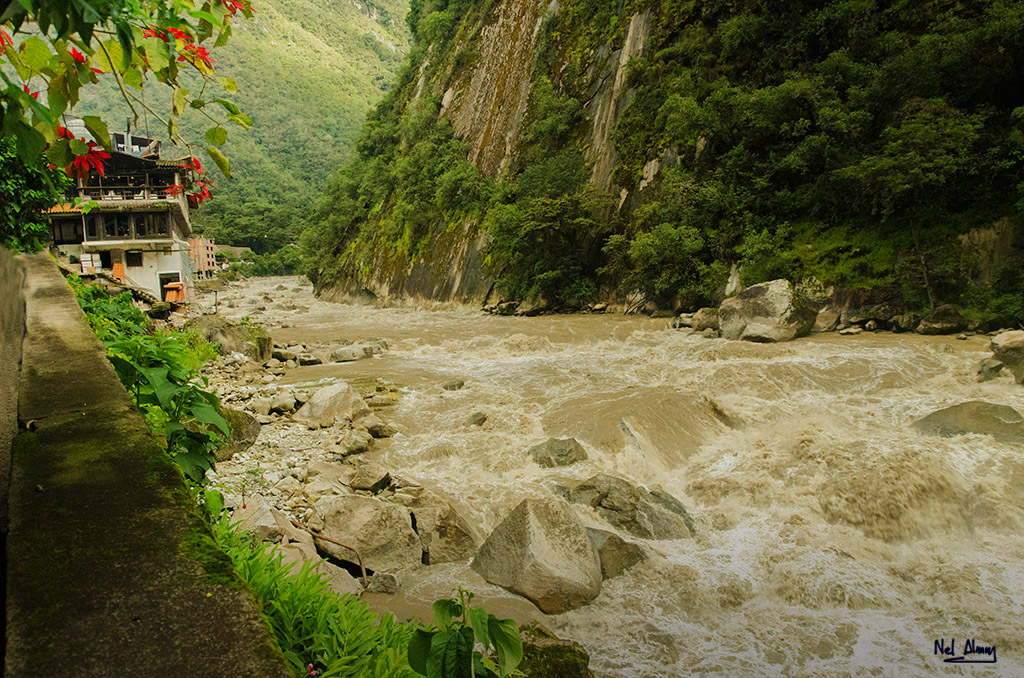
[217, 277, 1024, 677]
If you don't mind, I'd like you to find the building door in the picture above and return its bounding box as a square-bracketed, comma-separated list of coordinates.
[158, 272, 181, 301]
[98, 250, 112, 269]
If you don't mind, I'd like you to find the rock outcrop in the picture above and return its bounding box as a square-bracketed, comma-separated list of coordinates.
[561, 474, 693, 540]
[187, 315, 271, 361]
[292, 382, 370, 428]
[471, 496, 602, 614]
[318, 495, 422, 571]
[587, 528, 645, 579]
[991, 330, 1024, 383]
[216, 408, 261, 461]
[528, 437, 588, 467]
[916, 304, 965, 335]
[913, 401, 1024, 444]
[718, 280, 815, 343]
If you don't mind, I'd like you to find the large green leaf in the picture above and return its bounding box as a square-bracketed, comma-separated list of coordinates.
[19, 36, 51, 71]
[134, 364, 181, 410]
[82, 115, 111, 150]
[487, 618, 523, 677]
[205, 126, 227, 146]
[206, 145, 231, 178]
[468, 606, 491, 649]
[432, 599, 462, 631]
[408, 629, 435, 676]
[189, 399, 229, 437]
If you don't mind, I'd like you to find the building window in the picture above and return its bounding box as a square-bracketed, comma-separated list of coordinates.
[126, 251, 143, 267]
[85, 214, 99, 239]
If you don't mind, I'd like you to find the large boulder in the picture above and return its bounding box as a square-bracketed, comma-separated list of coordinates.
[471, 496, 602, 614]
[991, 330, 1024, 383]
[587, 528, 645, 580]
[913, 401, 1024, 444]
[186, 315, 271, 361]
[409, 490, 482, 564]
[528, 438, 588, 468]
[811, 307, 840, 333]
[216, 407, 261, 461]
[690, 307, 720, 332]
[562, 474, 693, 540]
[317, 495, 422, 571]
[518, 624, 596, 678]
[718, 280, 815, 343]
[331, 345, 374, 363]
[916, 304, 964, 335]
[292, 382, 370, 428]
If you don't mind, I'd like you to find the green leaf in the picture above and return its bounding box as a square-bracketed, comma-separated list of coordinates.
[206, 146, 231, 179]
[455, 627, 475, 678]
[408, 629, 435, 676]
[82, 115, 111, 151]
[69, 137, 89, 155]
[425, 630, 460, 678]
[173, 87, 189, 116]
[432, 598, 462, 631]
[216, 76, 237, 92]
[487, 618, 523, 677]
[227, 113, 252, 129]
[468, 606, 491, 649]
[142, 37, 170, 72]
[214, 97, 240, 115]
[47, 83, 67, 118]
[205, 126, 227, 146]
[190, 399, 230, 437]
[190, 99, 206, 109]
[19, 37, 51, 71]
[94, 39, 124, 74]
[122, 67, 143, 89]
[135, 364, 181, 410]
[47, 138, 72, 168]
[188, 9, 225, 28]
[204, 489, 224, 517]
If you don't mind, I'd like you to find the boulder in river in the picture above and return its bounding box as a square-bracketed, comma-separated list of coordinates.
[690, 307, 720, 332]
[811, 307, 840, 333]
[349, 460, 390, 493]
[991, 330, 1024, 383]
[464, 412, 487, 426]
[331, 345, 374, 363]
[292, 382, 370, 428]
[976, 358, 1005, 383]
[187, 315, 272, 361]
[472, 496, 602, 614]
[519, 623, 596, 678]
[913, 401, 1024, 444]
[318, 495, 422, 571]
[528, 437, 588, 468]
[410, 490, 482, 565]
[562, 474, 693, 540]
[587, 528, 646, 580]
[718, 280, 815, 343]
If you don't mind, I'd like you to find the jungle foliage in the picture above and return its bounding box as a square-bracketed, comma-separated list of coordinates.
[306, 0, 1024, 319]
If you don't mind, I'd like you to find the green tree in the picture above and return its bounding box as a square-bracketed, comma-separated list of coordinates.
[0, 136, 69, 251]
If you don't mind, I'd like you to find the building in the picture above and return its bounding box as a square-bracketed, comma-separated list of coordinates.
[188, 237, 218, 279]
[47, 120, 197, 303]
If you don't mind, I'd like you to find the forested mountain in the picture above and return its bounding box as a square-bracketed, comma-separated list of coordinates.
[304, 0, 1024, 322]
[76, 0, 410, 254]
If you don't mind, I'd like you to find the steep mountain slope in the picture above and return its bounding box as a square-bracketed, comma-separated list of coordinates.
[77, 0, 410, 253]
[305, 0, 1024, 322]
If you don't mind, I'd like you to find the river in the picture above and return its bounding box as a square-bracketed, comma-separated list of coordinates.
[214, 276, 1024, 677]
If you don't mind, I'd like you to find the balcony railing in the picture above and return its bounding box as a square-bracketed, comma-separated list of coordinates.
[78, 185, 176, 201]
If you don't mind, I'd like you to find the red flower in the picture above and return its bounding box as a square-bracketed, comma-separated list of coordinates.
[22, 84, 39, 99]
[191, 157, 203, 174]
[1, 28, 13, 47]
[177, 43, 214, 68]
[188, 179, 215, 207]
[165, 183, 185, 195]
[166, 27, 194, 43]
[69, 47, 86, 63]
[67, 142, 111, 181]
[143, 28, 167, 41]
[222, 0, 246, 15]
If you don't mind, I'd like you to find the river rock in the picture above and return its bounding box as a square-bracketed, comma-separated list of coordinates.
[464, 412, 487, 426]
[516, 297, 550, 316]
[497, 301, 519, 315]
[349, 460, 390, 493]
[719, 280, 815, 343]
[528, 437, 588, 468]
[339, 428, 373, 456]
[691, 307, 720, 331]
[913, 401, 1024, 444]
[276, 542, 363, 597]
[331, 345, 374, 362]
[991, 330, 1024, 383]
[812, 307, 840, 333]
[216, 407, 261, 461]
[916, 304, 964, 335]
[410, 490, 482, 564]
[268, 390, 297, 414]
[297, 353, 322, 366]
[318, 495, 422, 571]
[367, 572, 399, 594]
[292, 382, 371, 428]
[891, 313, 920, 332]
[563, 474, 693, 540]
[355, 413, 397, 438]
[272, 347, 297, 362]
[519, 624, 596, 678]
[838, 326, 863, 336]
[443, 379, 465, 391]
[977, 358, 1004, 383]
[587, 528, 645, 580]
[471, 496, 602, 614]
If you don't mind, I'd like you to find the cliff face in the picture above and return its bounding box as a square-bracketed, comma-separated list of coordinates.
[308, 0, 1023, 321]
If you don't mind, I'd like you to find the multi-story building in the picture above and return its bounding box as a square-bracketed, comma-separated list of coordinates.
[47, 120, 197, 303]
[188, 237, 218, 279]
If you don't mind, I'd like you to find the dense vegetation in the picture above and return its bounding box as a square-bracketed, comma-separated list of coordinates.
[306, 0, 1024, 322]
[71, 0, 411, 256]
[0, 137, 69, 251]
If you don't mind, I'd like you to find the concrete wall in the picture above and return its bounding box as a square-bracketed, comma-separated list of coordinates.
[4, 254, 288, 677]
[0, 248, 25, 533]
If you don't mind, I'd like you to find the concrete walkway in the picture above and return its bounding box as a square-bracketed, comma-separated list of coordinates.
[5, 254, 291, 677]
